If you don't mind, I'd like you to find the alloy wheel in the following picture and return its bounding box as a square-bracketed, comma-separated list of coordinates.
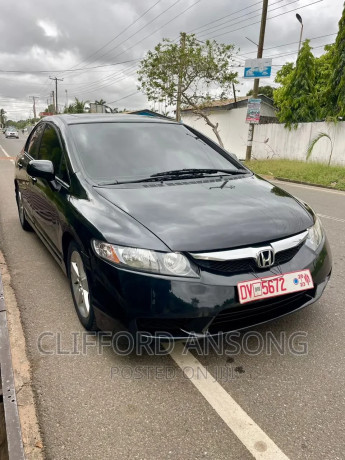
[70, 250, 90, 318]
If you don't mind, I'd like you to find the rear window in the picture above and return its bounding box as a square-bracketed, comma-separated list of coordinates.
[69, 122, 239, 183]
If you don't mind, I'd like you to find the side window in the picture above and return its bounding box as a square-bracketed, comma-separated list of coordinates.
[39, 125, 70, 184]
[59, 154, 70, 184]
[26, 124, 45, 159]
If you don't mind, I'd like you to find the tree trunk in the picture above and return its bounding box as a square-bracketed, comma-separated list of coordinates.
[193, 109, 224, 148]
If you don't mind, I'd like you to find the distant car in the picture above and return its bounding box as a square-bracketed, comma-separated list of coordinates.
[5, 128, 19, 139]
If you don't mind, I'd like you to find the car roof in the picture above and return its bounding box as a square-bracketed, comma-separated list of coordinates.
[42, 113, 177, 126]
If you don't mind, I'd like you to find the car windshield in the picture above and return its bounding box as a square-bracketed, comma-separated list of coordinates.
[69, 122, 242, 183]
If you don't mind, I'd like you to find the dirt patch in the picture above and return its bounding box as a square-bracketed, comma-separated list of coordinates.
[0, 251, 44, 459]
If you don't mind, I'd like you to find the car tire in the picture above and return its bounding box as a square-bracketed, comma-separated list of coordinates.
[67, 242, 98, 331]
[16, 189, 32, 231]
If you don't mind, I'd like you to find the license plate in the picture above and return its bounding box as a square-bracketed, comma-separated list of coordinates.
[237, 269, 314, 304]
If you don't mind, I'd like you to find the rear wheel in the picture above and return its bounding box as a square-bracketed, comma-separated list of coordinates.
[16, 189, 32, 231]
[68, 242, 97, 330]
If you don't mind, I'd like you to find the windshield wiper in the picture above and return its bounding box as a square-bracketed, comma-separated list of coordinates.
[97, 168, 249, 186]
[150, 168, 248, 178]
[97, 176, 168, 186]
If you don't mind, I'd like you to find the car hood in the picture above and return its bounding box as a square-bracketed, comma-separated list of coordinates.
[94, 175, 314, 252]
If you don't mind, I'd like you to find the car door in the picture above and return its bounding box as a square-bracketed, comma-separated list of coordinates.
[16, 123, 45, 223]
[30, 123, 71, 260]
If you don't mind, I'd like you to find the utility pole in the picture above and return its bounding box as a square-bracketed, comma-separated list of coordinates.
[49, 76, 64, 113]
[245, 0, 269, 161]
[232, 82, 237, 107]
[29, 96, 39, 119]
[176, 32, 186, 122]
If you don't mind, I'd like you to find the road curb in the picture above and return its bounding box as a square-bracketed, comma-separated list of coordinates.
[258, 174, 345, 192]
[0, 251, 44, 459]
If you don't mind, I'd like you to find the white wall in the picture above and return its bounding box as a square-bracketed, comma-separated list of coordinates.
[181, 102, 276, 159]
[252, 121, 345, 166]
[182, 108, 248, 157]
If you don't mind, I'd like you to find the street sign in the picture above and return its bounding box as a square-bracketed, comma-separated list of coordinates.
[244, 58, 272, 79]
[246, 98, 261, 124]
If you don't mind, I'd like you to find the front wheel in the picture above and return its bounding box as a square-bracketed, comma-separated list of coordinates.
[68, 242, 97, 330]
[16, 189, 32, 231]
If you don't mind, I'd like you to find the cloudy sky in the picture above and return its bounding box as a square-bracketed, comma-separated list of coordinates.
[0, 0, 342, 120]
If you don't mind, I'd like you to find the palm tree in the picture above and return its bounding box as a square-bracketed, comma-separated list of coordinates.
[95, 99, 106, 105]
[306, 132, 334, 166]
[64, 98, 88, 114]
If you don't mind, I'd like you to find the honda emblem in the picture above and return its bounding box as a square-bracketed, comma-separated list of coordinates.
[256, 249, 275, 268]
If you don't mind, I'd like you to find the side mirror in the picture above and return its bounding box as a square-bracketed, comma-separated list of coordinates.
[27, 160, 55, 181]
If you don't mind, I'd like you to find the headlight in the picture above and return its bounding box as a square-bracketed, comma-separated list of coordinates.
[306, 216, 324, 250]
[92, 240, 199, 278]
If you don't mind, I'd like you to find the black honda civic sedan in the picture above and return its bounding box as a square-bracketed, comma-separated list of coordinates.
[14, 114, 331, 338]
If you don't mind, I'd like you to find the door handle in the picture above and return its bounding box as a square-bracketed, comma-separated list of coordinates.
[30, 176, 37, 184]
[18, 162, 23, 169]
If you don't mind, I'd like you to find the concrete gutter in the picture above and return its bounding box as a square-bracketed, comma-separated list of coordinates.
[0, 268, 25, 459]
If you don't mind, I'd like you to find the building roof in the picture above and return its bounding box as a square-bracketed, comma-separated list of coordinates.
[181, 94, 274, 113]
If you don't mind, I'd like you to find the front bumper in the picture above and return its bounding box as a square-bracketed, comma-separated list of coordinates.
[90, 236, 332, 338]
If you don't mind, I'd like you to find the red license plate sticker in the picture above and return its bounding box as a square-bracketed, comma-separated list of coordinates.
[237, 269, 314, 304]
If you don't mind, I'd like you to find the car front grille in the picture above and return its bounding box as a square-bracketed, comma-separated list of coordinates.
[208, 289, 315, 334]
[194, 243, 303, 274]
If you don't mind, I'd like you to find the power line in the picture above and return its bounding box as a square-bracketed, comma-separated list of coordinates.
[56, 0, 164, 77]
[108, 91, 140, 105]
[66, 63, 139, 96]
[0, 58, 140, 74]
[206, 0, 324, 41]
[62, 0, 185, 80]
[197, 0, 299, 39]
[64, 0, 202, 98]
[265, 42, 332, 59]
[239, 32, 336, 56]
[196, 0, 287, 38]
[187, 0, 263, 34]
[55, 0, 201, 99]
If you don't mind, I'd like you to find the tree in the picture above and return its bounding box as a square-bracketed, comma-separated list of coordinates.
[43, 104, 55, 114]
[247, 85, 274, 99]
[274, 40, 318, 127]
[64, 98, 87, 114]
[328, 4, 345, 117]
[315, 44, 335, 118]
[95, 99, 106, 105]
[0, 108, 6, 127]
[137, 33, 237, 147]
[273, 62, 294, 116]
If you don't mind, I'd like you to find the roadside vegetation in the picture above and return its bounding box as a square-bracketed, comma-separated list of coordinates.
[245, 159, 345, 191]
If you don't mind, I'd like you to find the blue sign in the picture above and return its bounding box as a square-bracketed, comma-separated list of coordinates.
[244, 58, 272, 79]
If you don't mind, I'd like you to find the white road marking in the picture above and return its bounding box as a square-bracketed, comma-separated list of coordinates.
[168, 342, 290, 460]
[272, 179, 345, 196]
[318, 213, 345, 224]
[0, 143, 14, 164]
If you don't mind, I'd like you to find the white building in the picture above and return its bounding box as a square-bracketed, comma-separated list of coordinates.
[181, 95, 276, 159]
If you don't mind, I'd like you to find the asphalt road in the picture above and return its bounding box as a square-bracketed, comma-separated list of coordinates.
[0, 135, 344, 460]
